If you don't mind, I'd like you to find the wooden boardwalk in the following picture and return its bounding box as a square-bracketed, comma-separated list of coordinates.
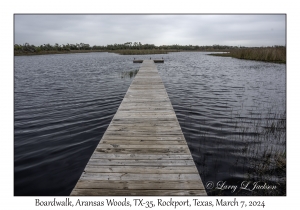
[71, 60, 206, 196]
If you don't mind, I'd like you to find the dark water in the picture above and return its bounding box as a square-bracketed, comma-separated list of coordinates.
[14, 52, 286, 196]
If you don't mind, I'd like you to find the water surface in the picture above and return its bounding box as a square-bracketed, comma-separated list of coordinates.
[14, 52, 286, 195]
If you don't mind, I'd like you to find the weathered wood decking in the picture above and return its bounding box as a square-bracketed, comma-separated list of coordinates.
[133, 59, 164, 63]
[71, 60, 206, 196]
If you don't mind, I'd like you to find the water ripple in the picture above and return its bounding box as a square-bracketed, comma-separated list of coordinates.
[14, 52, 286, 196]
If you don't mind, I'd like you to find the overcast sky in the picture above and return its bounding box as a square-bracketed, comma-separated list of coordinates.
[14, 14, 285, 47]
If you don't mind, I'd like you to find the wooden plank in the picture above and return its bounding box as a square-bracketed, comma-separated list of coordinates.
[106, 125, 181, 129]
[107, 124, 181, 129]
[96, 145, 187, 149]
[70, 60, 206, 196]
[74, 180, 204, 189]
[114, 114, 177, 118]
[71, 189, 206, 196]
[118, 102, 172, 106]
[80, 173, 202, 181]
[103, 132, 184, 136]
[90, 154, 192, 159]
[101, 135, 185, 140]
[115, 111, 175, 114]
[83, 166, 198, 173]
[84, 167, 197, 174]
[117, 109, 175, 112]
[109, 120, 179, 124]
[94, 148, 191, 154]
[99, 140, 186, 145]
[106, 128, 182, 132]
[86, 159, 196, 166]
[102, 134, 184, 138]
[113, 114, 177, 118]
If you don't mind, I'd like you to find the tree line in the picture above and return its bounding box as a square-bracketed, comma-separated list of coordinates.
[14, 42, 286, 54]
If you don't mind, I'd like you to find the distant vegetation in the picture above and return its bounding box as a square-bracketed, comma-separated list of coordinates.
[14, 43, 105, 56]
[14, 42, 286, 63]
[14, 42, 240, 56]
[209, 46, 286, 64]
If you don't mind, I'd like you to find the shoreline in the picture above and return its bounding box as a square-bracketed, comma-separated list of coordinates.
[14, 50, 107, 56]
[208, 53, 286, 64]
[14, 49, 230, 57]
[14, 50, 286, 64]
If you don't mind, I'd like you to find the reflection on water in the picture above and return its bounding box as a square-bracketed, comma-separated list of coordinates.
[14, 52, 286, 195]
[119, 69, 139, 79]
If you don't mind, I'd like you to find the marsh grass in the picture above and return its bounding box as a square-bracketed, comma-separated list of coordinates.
[194, 106, 286, 196]
[234, 109, 285, 195]
[245, 151, 286, 196]
[244, 111, 286, 196]
[209, 47, 286, 64]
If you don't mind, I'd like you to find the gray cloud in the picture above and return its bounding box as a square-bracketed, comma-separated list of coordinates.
[14, 14, 286, 47]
